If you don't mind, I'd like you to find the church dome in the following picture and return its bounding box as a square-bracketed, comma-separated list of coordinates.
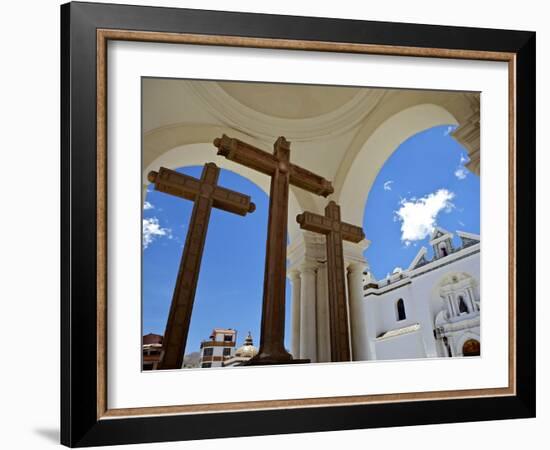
[234, 332, 258, 358]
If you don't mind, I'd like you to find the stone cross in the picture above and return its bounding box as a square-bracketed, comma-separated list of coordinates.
[213, 135, 333, 364]
[296, 201, 365, 362]
[148, 164, 255, 370]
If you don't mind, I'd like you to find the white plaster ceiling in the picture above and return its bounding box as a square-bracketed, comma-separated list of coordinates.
[217, 82, 361, 119]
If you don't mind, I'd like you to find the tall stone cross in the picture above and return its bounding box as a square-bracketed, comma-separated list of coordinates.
[296, 201, 365, 362]
[213, 134, 333, 364]
[148, 163, 256, 370]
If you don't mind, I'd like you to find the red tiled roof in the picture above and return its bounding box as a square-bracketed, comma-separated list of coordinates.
[143, 333, 163, 345]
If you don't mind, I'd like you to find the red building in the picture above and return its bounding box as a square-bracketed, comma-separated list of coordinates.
[142, 333, 163, 370]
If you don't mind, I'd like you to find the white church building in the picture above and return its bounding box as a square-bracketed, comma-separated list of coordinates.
[361, 228, 480, 361]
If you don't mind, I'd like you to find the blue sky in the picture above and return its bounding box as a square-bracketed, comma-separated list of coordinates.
[142, 124, 480, 355]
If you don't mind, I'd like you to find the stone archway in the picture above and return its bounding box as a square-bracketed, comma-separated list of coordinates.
[337, 103, 458, 226]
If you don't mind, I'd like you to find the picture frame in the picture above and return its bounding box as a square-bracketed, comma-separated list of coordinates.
[60, 1, 536, 447]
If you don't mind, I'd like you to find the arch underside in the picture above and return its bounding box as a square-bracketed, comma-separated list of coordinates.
[143, 81, 480, 244]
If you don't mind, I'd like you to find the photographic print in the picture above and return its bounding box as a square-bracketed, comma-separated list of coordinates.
[141, 79, 481, 370]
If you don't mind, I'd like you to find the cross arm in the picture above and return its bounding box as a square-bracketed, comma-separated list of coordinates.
[214, 135, 278, 176]
[147, 167, 201, 202]
[296, 211, 331, 235]
[212, 185, 256, 216]
[148, 166, 255, 216]
[296, 211, 365, 243]
[340, 222, 365, 243]
[289, 165, 334, 197]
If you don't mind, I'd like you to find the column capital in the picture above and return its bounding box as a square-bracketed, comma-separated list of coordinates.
[342, 239, 370, 267]
[451, 94, 480, 176]
[300, 261, 318, 275]
[287, 269, 301, 281]
[347, 261, 368, 275]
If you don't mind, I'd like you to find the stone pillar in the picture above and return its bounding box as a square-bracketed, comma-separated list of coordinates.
[315, 262, 330, 362]
[347, 262, 369, 361]
[299, 263, 317, 362]
[451, 94, 480, 176]
[289, 270, 301, 359]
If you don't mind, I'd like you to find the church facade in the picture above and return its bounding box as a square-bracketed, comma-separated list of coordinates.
[361, 228, 480, 360]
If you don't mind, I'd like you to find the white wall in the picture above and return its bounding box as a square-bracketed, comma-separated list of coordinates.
[365, 249, 480, 358]
[1, 1, 547, 450]
[375, 330, 427, 360]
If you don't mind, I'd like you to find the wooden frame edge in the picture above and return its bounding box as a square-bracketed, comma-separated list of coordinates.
[97, 28, 108, 419]
[98, 28, 515, 61]
[95, 28, 517, 420]
[101, 387, 515, 419]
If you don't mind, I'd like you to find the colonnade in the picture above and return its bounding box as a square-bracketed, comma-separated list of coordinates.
[287, 232, 370, 362]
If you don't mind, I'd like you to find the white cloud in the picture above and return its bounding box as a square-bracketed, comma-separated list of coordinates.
[454, 167, 468, 180]
[143, 217, 171, 249]
[454, 153, 470, 180]
[143, 201, 154, 210]
[383, 180, 394, 191]
[394, 189, 455, 245]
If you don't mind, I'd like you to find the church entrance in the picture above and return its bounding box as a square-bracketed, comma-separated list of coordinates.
[462, 339, 480, 357]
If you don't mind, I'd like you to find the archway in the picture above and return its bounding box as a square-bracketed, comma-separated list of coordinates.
[338, 104, 458, 226]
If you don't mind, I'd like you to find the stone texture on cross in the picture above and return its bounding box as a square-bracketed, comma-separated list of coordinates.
[296, 201, 365, 362]
[148, 164, 255, 370]
[214, 134, 333, 365]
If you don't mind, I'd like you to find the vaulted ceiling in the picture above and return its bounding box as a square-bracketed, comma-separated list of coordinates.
[142, 78, 479, 239]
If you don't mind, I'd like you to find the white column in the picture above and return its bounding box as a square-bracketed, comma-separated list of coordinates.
[448, 294, 457, 316]
[467, 287, 477, 312]
[299, 263, 317, 362]
[347, 262, 369, 361]
[289, 270, 301, 359]
[315, 262, 330, 362]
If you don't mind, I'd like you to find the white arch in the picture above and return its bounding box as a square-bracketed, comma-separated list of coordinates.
[337, 104, 458, 226]
[144, 143, 304, 239]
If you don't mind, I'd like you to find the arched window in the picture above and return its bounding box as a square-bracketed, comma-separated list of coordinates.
[396, 299, 406, 321]
[458, 295, 469, 314]
[440, 245, 448, 257]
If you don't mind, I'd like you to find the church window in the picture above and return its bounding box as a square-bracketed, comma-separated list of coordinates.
[458, 295, 469, 314]
[396, 299, 406, 321]
[440, 245, 448, 257]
